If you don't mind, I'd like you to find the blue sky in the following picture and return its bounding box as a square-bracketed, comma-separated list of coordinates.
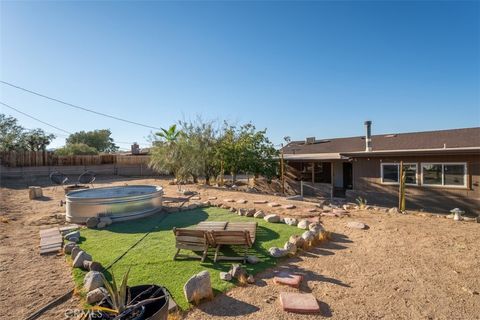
[1, 1, 479, 149]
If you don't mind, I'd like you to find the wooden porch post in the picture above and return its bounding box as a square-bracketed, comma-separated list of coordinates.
[330, 161, 334, 200]
[311, 162, 315, 183]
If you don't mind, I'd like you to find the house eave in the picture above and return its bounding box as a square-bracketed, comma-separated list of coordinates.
[341, 147, 480, 158]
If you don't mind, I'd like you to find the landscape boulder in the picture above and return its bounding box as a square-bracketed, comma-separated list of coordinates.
[229, 264, 247, 279]
[237, 208, 247, 216]
[347, 221, 367, 229]
[284, 217, 298, 226]
[301, 231, 316, 243]
[83, 260, 103, 272]
[73, 251, 92, 268]
[268, 247, 288, 258]
[219, 272, 232, 281]
[64, 231, 80, 241]
[297, 219, 311, 230]
[247, 275, 255, 284]
[68, 237, 80, 244]
[83, 271, 104, 292]
[86, 287, 108, 305]
[264, 214, 281, 223]
[245, 209, 256, 217]
[389, 207, 399, 214]
[254, 210, 265, 218]
[183, 270, 213, 303]
[71, 247, 82, 260]
[284, 241, 297, 254]
[86, 217, 99, 229]
[236, 199, 247, 204]
[288, 235, 305, 248]
[247, 255, 260, 264]
[309, 223, 324, 234]
[64, 242, 78, 254]
[229, 207, 236, 213]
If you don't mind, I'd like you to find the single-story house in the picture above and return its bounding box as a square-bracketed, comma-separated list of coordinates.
[282, 122, 480, 215]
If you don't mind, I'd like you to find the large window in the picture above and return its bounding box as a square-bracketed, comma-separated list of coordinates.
[381, 163, 418, 185]
[422, 163, 467, 187]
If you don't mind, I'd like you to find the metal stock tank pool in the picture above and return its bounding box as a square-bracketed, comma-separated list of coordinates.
[65, 185, 163, 223]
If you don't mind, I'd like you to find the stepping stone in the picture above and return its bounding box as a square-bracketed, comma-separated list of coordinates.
[223, 199, 235, 202]
[268, 202, 280, 207]
[190, 196, 201, 200]
[279, 292, 320, 314]
[236, 199, 247, 204]
[253, 200, 268, 204]
[347, 221, 367, 229]
[163, 200, 174, 204]
[208, 196, 217, 200]
[305, 208, 318, 213]
[274, 272, 303, 288]
[283, 204, 296, 209]
[333, 208, 349, 215]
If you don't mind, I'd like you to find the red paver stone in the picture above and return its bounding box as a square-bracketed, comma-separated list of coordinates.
[274, 272, 303, 288]
[279, 292, 320, 314]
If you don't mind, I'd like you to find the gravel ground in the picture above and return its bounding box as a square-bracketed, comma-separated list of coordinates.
[1, 176, 479, 320]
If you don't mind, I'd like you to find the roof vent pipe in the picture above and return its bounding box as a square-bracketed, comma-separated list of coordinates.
[364, 120, 372, 152]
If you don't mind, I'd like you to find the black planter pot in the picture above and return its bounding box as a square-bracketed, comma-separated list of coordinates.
[89, 285, 169, 320]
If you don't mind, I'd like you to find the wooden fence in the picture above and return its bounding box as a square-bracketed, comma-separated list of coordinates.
[0, 151, 150, 167]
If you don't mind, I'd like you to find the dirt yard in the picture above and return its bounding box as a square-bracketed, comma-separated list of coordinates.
[1, 176, 479, 320]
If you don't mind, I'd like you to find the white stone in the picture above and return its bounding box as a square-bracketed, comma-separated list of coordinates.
[283, 217, 298, 226]
[268, 247, 288, 258]
[347, 221, 366, 229]
[264, 214, 281, 223]
[254, 210, 265, 218]
[183, 270, 212, 303]
[297, 219, 311, 230]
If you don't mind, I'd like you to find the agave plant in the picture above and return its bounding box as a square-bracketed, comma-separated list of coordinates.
[101, 268, 131, 315]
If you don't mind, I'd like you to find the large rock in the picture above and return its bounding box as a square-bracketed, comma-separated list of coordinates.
[289, 235, 305, 248]
[284, 241, 297, 254]
[237, 208, 247, 216]
[245, 209, 256, 217]
[86, 217, 99, 229]
[64, 231, 80, 241]
[247, 275, 255, 284]
[389, 207, 399, 214]
[247, 255, 260, 264]
[347, 221, 367, 229]
[83, 260, 103, 272]
[254, 210, 265, 218]
[268, 247, 288, 258]
[86, 287, 108, 305]
[309, 223, 324, 234]
[183, 271, 212, 303]
[284, 217, 298, 226]
[71, 246, 82, 260]
[219, 272, 232, 281]
[229, 264, 247, 279]
[64, 242, 78, 254]
[301, 231, 315, 243]
[297, 219, 311, 230]
[229, 207, 236, 213]
[83, 271, 104, 292]
[73, 251, 92, 268]
[264, 214, 281, 223]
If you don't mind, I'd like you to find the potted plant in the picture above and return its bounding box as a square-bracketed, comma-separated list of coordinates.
[86, 268, 169, 320]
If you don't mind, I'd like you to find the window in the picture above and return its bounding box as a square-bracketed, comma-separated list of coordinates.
[421, 163, 467, 187]
[381, 163, 418, 185]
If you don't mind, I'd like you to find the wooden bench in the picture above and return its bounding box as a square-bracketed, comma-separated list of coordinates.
[172, 228, 210, 262]
[210, 222, 257, 263]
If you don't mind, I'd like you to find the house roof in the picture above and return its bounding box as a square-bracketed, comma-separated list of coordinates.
[282, 127, 480, 157]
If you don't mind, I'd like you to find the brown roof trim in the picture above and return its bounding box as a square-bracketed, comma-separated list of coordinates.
[341, 147, 480, 158]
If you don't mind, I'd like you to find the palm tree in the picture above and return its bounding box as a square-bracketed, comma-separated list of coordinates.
[156, 124, 180, 144]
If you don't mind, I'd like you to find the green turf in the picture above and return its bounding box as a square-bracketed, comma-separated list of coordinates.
[72, 207, 299, 310]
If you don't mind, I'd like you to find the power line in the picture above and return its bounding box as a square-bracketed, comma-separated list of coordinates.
[0, 80, 163, 130]
[1, 101, 150, 147]
[1, 101, 73, 135]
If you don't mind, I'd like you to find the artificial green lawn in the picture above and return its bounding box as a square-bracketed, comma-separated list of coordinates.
[72, 207, 299, 310]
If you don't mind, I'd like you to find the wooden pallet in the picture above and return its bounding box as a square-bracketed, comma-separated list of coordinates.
[39, 227, 63, 255]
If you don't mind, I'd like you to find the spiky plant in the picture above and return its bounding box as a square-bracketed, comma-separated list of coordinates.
[101, 268, 131, 315]
[356, 196, 368, 210]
